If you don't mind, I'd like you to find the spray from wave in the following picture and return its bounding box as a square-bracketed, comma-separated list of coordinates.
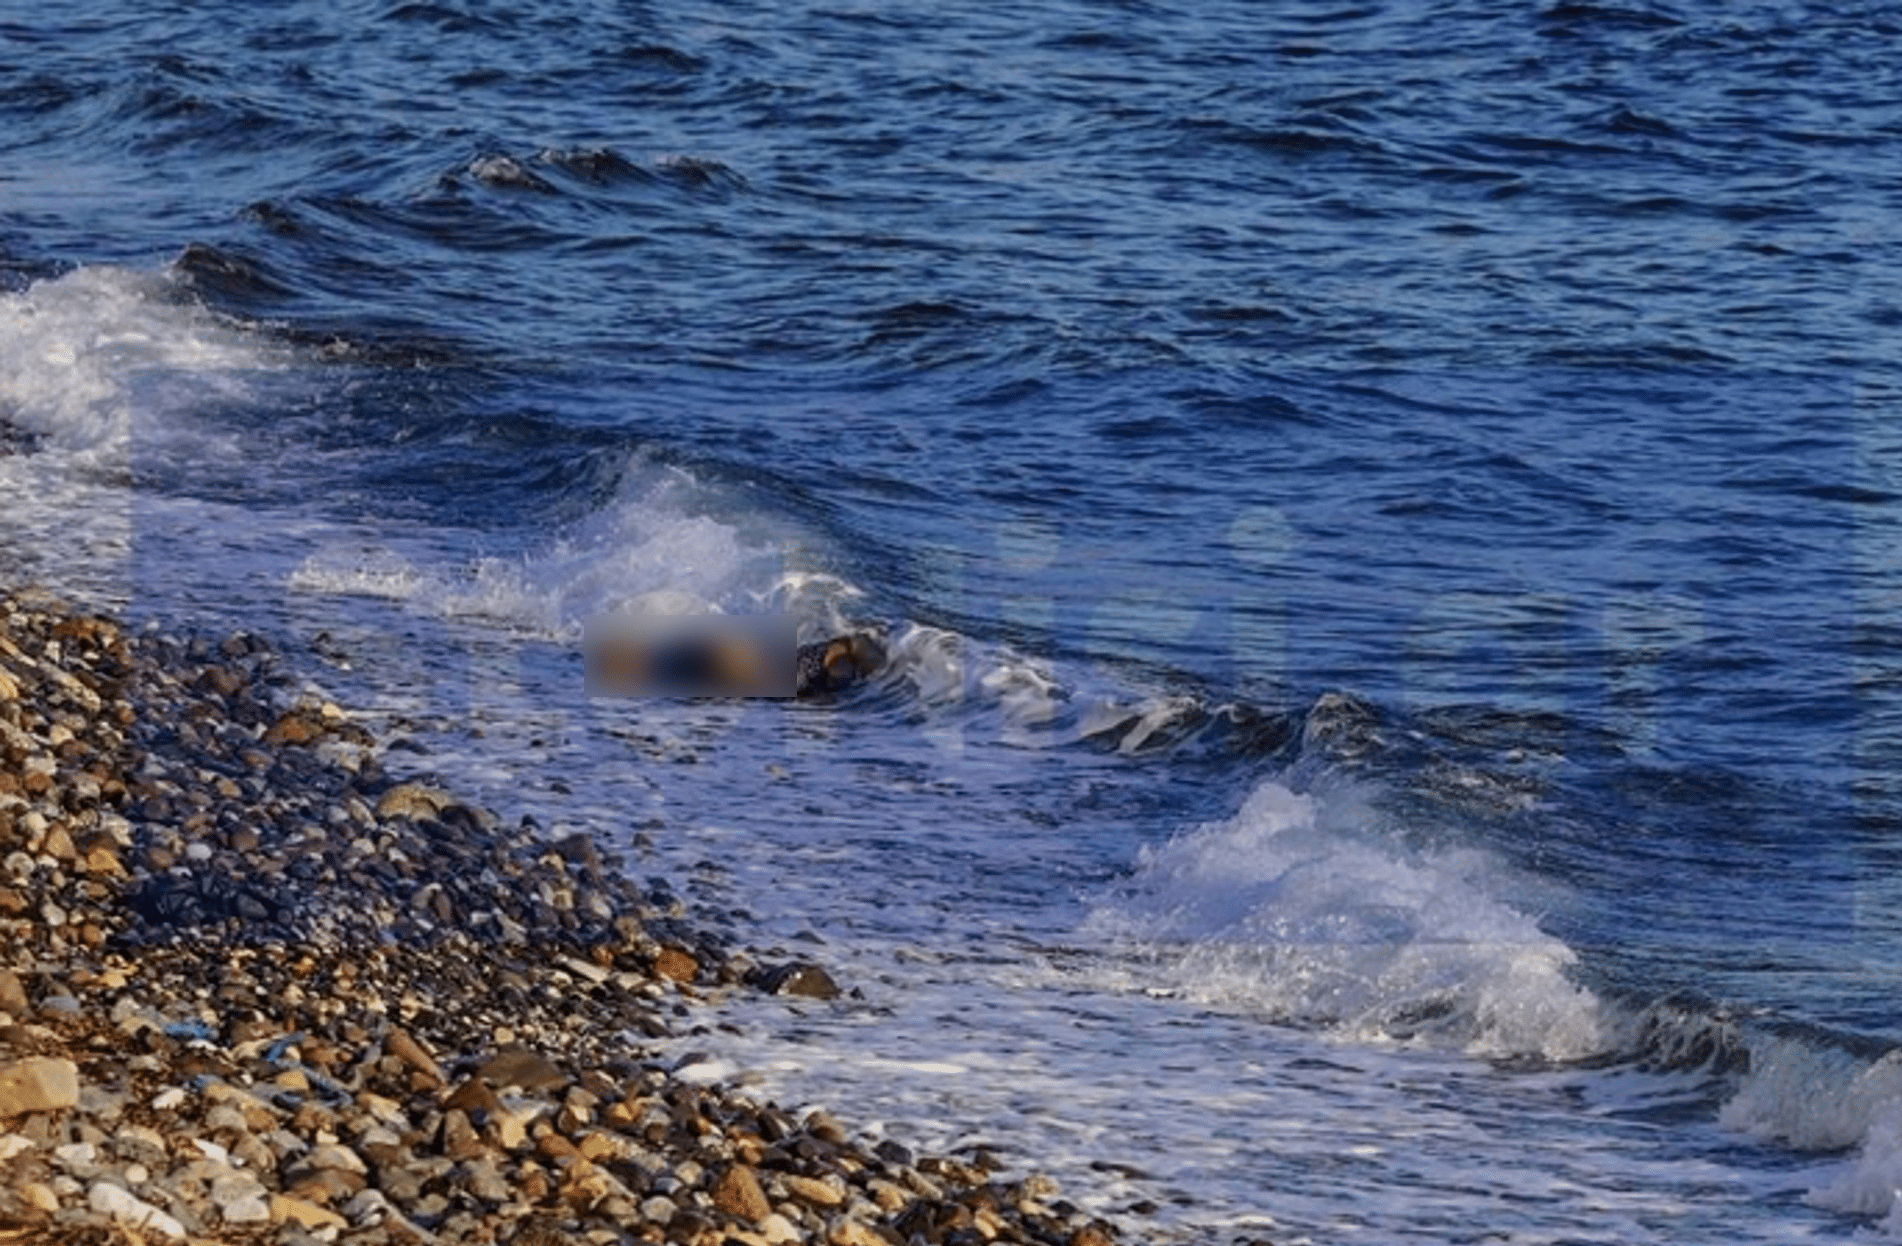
[1085, 776, 1610, 1062]
[1083, 750, 1902, 1236]
[0, 264, 292, 601]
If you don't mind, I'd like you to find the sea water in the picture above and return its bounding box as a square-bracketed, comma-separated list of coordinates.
[4, 2, 1901, 1240]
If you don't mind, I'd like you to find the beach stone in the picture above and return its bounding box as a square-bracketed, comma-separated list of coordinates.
[443, 1076, 504, 1116]
[41, 823, 75, 861]
[375, 783, 452, 821]
[287, 1166, 365, 1203]
[115, 1123, 169, 1163]
[1069, 1227, 1115, 1246]
[80, 842, 124, 877]
[0, 1056, 79, 1114]
[383, 1027, 446, 1086]
[756, 962, 841, 1001]
[306, 1142, 368, 1174]
[204, 1104, 251, 1135]
[89, 1180, 186, 1239]
[462, 1161, 512, 1204]
[232, 1132, 277, 1173]
[271, 1192, 348, 1231]
[784, 1173, 847, 1208]
[712, 1164, 772, 1223]
[440, 1109, 487, 1161]
[203, 1082, 277, 1131]
[486, 1108, 531, 1152]
[265, 713, 323, 745]
[828, 1220, 888, 1246]
[223, 1193, 272, 1224]
[559, 1163, 618, 1209]
[212, 1169, 269, 1208]
[379, 1164, 426, 1202]
[0, 969, 28, 1016]
[478, 1048, 566, 1091]
[19, 1181, 59, 1213]
[53, 1140, 97, 1169]
[343, 1188, 394, 1225]
[759, 1212, 801, 1244]
[654, 947, 698, 983]
[556, 953, 609, 984]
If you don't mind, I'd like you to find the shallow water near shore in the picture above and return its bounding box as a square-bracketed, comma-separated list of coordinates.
[6, 2, 1902, 1241]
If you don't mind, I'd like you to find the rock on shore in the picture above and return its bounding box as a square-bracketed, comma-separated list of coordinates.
[0, 589, 1133, 1246]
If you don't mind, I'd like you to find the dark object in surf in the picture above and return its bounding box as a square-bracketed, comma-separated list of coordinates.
[0, 413, 44, 455]
[751, 960, 843, 1000]
[794, 634, 886, 698]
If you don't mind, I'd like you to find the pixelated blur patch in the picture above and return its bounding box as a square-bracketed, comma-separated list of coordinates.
[585, 614, 795, 698]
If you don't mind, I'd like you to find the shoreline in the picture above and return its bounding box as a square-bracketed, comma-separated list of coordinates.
[0, 587, 1127, 1246]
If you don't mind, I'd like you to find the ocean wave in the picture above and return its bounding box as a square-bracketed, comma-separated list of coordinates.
[1083, 776, 1611, 1062]
[0, 264, 281, 468]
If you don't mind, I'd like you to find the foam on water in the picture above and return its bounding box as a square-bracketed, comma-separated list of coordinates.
[0, 265, 277, 464]
[291, 460, 825, 637]
[1716, 1035, 1902, 1233]
[0, 266, 291, 603]
[1086, 777, 1611, 1063]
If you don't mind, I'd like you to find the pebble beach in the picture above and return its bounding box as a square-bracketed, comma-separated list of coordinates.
[0, 587, 1129, 1246]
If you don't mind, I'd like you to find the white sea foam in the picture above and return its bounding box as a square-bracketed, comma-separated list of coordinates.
[1085, 777, 1610, 1062]
[1713, 1036, 1902, 1232]
[292, 463, 803, 638]
[0, 266, 288, 603]
[0, 265, 278, 464]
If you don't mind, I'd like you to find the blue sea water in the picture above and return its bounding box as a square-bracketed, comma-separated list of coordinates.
[4, 1, 1902, 1240]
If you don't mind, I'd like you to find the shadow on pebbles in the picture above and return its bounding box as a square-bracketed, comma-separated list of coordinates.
[0, 589, 1133, 1246]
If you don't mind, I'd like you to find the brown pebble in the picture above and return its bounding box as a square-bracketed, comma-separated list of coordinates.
[270, 1193, 348, 1230]
[19, 1181, 59, 1214]
[0, 1056, 79, 1114]
[42, 823, 76, 861]
[711, 1163, 772, 1223]
[79, 843, 124, 877]
[783, 1173, 846, 1208]
[384, 1027, 446, 1087]
[759, 963, 843, 1001]
[439, 1109, 488, 1161]
[828, 1220, 888, 1246]
[0, 969, 27, 1016]
[518, 1169, 552, 1203]
[654, 947, 698, 984]
[443, 1076, 504, 1116]
[264, 713, 322, 746]
[537, 1132, 580, 1162]
[477, 1049, 566, 1092]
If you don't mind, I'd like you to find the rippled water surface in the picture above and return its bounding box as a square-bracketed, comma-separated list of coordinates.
[5, 1, 1902, 1241]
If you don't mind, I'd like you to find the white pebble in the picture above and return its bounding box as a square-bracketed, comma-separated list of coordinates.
[343, 1188, 392, 1225]
[150, 1087, 187, 1111]
[0, 1134, 34, 1162]
[222, 1194, 271, 1224]
[211, 1171, 267, 1207]
[88, 1182, 185, 1239]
